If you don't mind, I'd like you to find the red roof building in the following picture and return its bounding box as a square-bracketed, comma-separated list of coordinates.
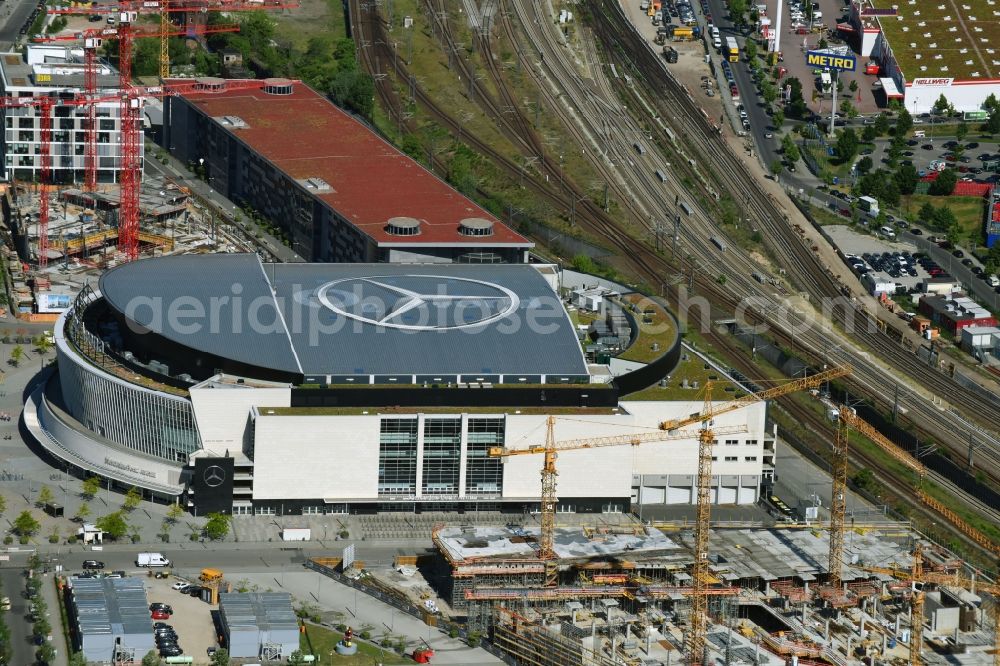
[162, 81, 533, 263]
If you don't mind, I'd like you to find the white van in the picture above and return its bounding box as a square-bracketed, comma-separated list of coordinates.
[914, 130, 926, 138]
[880, 226, 896, 239]
[136, 552, 171, 567]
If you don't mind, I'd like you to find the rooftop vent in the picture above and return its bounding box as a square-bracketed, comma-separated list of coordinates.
[215, 115, 248, 129]
[458, 217, 494, 237]
[385, 216, 421, 236]
[296, 177, 332, 193]
[263, 78, 294, 95]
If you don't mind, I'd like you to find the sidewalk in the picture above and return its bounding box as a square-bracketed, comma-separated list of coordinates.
[38, 571, 69, 666]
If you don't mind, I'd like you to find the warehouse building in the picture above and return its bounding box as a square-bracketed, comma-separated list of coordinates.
[220, 593, 299, 659]
[918, 292, 998, 333]
[161, 83, 533, 263]
[69, 576, 154, 663]
[25, 254, 775, 516]
[846, 0, 1000, 113]
[0, 45, 127, 184]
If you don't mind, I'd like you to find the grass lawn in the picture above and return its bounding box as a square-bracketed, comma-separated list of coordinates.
[618, 294, 678, 364]
[809, 203, 850, 226]
[802, 143, 855, 183]
[274, 0, 346, 50]
[900, 194, 986, 241]
[301, 623, 414, 664]
[624, 353, 746, 401]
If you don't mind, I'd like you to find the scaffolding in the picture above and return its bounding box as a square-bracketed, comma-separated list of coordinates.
[490, 606, 629, 666]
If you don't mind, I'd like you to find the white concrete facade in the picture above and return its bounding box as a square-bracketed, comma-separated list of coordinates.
[248, 401, 772, 507]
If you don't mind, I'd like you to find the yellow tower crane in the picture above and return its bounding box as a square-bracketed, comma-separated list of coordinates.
[657, 365, 852, 665]
[488, 421, 750, 587]
[828, 407, 926, 590]
[863, 544, 1000, 666]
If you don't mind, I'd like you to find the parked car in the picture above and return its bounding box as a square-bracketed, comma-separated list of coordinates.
[150, 603, 173, 614]
[171, 582, 190, 591]
[82, 560, 104, 570]
[952, 249, 965, 258]
[151, 610, 170, 620]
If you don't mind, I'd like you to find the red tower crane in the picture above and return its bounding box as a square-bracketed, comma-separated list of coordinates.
[41, 0, 297, 261]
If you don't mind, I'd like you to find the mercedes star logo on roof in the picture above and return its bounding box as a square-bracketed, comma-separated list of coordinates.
[317, 275, 520, 331]
[203, 465, 227, 488]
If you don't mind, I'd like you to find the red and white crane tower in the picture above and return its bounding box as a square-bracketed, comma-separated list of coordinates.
[36, 0, 296, 262]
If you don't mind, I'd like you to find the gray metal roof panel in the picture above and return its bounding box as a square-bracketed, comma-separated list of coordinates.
[99, 254, 301, 374]
[100, 256, 588, 378]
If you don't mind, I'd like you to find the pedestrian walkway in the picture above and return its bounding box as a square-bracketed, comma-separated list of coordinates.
[38, 570, 69, 666]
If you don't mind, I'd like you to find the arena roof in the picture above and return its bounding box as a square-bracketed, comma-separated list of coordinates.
[99, 255, 589, 379]
[863, 0, 1000, 81]
[171, 82, 532, 249]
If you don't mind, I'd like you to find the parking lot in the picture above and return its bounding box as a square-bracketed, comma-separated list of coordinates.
[145, 574, 219, 663]
[825, 224, 934, 293]
[863, 138, 1000, 180]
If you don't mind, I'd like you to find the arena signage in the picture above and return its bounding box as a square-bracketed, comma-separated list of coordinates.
[104, 457, 157, 479]
[860, 7, 897, 15]
[911, 78, 953, 86]
[806, 50, 857, 71]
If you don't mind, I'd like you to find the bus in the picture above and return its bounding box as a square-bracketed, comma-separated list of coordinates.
[725, 36, 739, 62]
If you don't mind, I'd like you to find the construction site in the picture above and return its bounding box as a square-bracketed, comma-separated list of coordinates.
[387, 370, 1000, 666]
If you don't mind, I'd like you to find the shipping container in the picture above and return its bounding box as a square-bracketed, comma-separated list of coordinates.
[710, 236, 727, 252]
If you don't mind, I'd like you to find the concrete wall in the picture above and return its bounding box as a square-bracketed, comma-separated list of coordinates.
[189, 384, 291, 456]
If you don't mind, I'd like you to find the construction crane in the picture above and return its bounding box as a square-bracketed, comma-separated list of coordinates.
[826, 406, 927, 591]
[488, 419, 749, 587]
[44, 0, 295, 261]
[862, 543, 1000, 666]
[664, 366, 851, 665]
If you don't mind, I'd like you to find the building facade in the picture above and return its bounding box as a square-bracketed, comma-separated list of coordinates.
[1, 46, 126, 184]
[26, 255, 775, 515]
[161, 83, 533, 263]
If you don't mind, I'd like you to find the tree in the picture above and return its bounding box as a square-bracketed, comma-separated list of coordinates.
[770, 160, 784, 176]
[123, 486, 142, 512]
[68, 653, 88, 666]
[988, 108, 1000, 135]
[840, 98, 858, 118]
[873, 113, 890, 136]
[729, 0, 748, 26]
[74, 502, 90, 523]
[141, 649, 162, 666]
[835, 128, 859, 163]
[166, 503, 184, 523]
[983, 243, 1000, 275]
[744, 38, 758, 62]
[95, 511, 130, 541]
[781, 133, 799, 161]
[36, 642, 55, 665]
[0, 494, 7, 517]
[861, 124, 877, 143]
[931, 93, 953, 117]
[919, 202, 937, 223]
[34, 335, 52, 356]
[13, 511, 39, 537]
[955, 121, 969, 143]
[894, 164, 919, 195]
[81, 476, 100, 500]
[933, 205, 958, 231]
[786, 77, 808, 118]
[286, 651, 308, 666]
[895, 108, 913, 136]
[36, 485, 53, 507]
[203, 512, 231, 541]
[772, 108, 785, 128]
[9, 345, 22, 367]
[929, 168, 958, 195]
[856, 156, 873, 175]
[210, 648, 231, 666]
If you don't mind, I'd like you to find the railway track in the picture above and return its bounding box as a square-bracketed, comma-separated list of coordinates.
[346, 0, 1000, 552]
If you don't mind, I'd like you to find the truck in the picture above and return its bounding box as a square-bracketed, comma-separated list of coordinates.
[988, 275, 1000, 288]
[281, 528, 312, 542]
[857, 195, 879, 218]
[662, 45, 678, 62]
[136, 552, 171, 567]
[725, 36, 739, 62]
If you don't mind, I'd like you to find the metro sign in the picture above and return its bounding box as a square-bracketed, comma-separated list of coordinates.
[911, 77, 953, 86]
[806, 50, 857, 71]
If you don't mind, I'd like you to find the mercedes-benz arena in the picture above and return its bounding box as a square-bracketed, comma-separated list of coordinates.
[25, 254, 772, 516]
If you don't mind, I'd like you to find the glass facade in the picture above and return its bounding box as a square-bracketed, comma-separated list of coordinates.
[465, 417, 504, 496]
[378, 418, 418, 496]
[57, 339, 200, 463]
[422, 418, 461, 495]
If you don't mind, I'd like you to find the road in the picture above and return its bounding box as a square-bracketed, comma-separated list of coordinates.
[0, 0, 39, 49]
[0, 567, 34, 666]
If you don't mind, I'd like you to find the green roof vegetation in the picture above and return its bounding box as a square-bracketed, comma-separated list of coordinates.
[261, 406, 622, 416]
[623, 354, 746, 401]
[617, 294, 678, 363]
[869, 0, 1000, 81]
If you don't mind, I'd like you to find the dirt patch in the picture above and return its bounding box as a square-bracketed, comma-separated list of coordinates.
[274, 0, 344, 49]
